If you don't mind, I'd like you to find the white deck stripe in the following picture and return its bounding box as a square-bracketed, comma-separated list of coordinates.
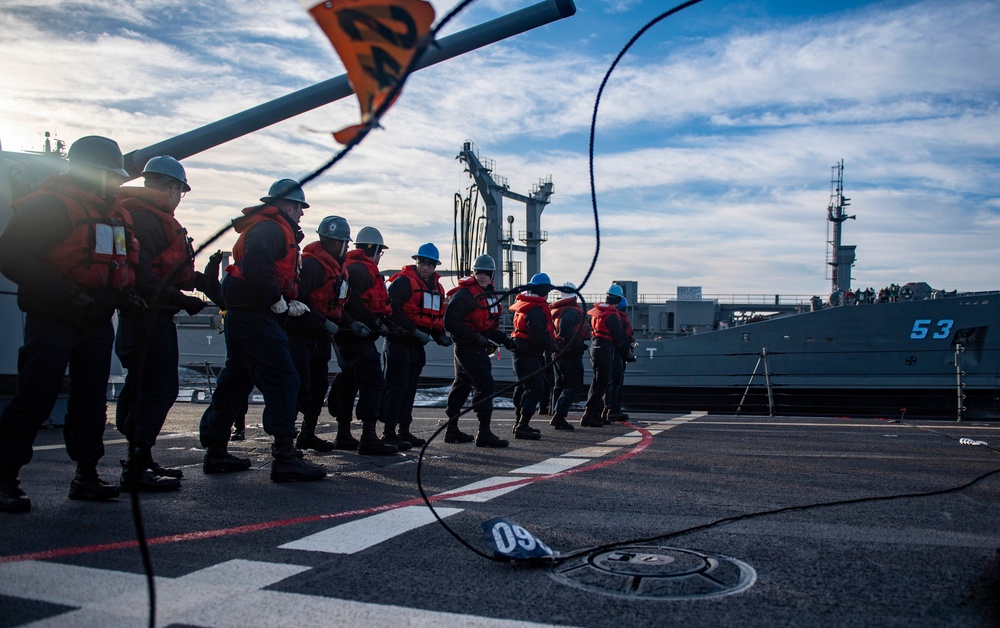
[600, 436, 643, 446]
[0, 559, 559, 627]
[437, 476, 530, 502]
[509, 457, 591, 475]
[278, 505, 463, 554]
[561, 446, 620, 458]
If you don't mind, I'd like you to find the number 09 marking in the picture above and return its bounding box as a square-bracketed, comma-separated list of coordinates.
[490, 521, 551, 555]
[910, 319, 954, 340]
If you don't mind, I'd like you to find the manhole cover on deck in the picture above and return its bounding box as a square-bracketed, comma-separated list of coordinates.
[550, 545, 756, 600]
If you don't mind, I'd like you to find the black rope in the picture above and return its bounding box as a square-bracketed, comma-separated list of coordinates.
[123, 1, 483, 624]
[414, 0, 710, 561]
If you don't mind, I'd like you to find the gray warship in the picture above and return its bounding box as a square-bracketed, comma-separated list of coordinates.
[174, 154, 1000, 421]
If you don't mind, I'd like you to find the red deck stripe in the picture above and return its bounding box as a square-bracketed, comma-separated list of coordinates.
[0, 425, 653, 564]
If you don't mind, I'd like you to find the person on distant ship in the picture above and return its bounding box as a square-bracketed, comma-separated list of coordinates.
[580, 284, 628, 427]
[549, 282, 589, 431]
[0, 136, 145, 513]
[198, 179, 326, 483]
[327, 226, 401, 456]
[509, 273, 559, 440]
[285, 215, 351, 453]
[443, 254, 515, 447]
[381, 243, 453, 448]
[115, 156, 206, 492]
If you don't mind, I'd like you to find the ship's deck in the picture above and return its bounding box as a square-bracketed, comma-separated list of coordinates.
[2, 404, 999, 626]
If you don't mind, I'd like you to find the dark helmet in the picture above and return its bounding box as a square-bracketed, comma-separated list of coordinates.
[317, 215, 351, 241]
[67, 136, 129, 178]
[413, 242, 440, 264]
[141, 156, 191, 192]
[473, 254, 495, 272]
[354, 226, 386, 248]
[260, 178, 309, 208]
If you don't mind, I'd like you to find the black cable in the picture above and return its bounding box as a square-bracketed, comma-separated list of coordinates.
[416, 0, 709, 561]
[121, 1, 484, 624]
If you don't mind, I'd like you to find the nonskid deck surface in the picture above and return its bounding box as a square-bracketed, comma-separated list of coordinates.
[2, 404, 999, 627]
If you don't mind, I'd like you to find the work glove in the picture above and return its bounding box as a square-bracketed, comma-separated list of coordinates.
[375, 318, 390, 336]
[181, 295, 206, 316]
[412, 329, 432, 345]
[121, 287, 148, 315]
[287, 300, 310, 317]
[270, 297, 288, 314]
[473, 334, 492, 349]
[350, 321, 370, 338]
[625, 351, 637, 363]
[324, 319, 340, 335]
[501, 336, 516, 351]
[436, 334, 454, 347]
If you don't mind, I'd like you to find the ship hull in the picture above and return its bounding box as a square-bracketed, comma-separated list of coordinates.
[165, 293, 1000, 419]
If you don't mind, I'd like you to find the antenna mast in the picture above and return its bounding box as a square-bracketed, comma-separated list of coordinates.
[826, 160, 856, 293]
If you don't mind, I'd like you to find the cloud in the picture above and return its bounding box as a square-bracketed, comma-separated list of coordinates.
[1, 0, 998, 299]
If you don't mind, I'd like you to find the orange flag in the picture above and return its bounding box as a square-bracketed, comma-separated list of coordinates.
[304, 0, 436, 144]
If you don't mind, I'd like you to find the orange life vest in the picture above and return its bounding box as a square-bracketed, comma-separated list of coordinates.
[447, 276, 501, 332]
[14, 175, 138, 290]
[619, 309, 634, 343]
[301, 241, 349, 319]
[346, 248, 391, 316]
[551, 297, 591, 341]
[588, 303, 620, 340]
[389, 265, 445, 331]
[227, 205, 299, 299]
[119, 187, 195, 290]
[509, 293, 555, 340]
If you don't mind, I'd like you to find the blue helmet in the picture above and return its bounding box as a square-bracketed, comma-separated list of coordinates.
[607, 284, 624, 298]
[413, 242, 440, 264]
[617, 297, 629, 309]
[529, 272, 551, 286]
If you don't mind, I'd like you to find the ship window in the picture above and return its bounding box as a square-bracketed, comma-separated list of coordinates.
[782, 335, 790, 340]
[805, 337, 815, 343]
[667, 312, 675, 331]
[742, 333, 750, 343]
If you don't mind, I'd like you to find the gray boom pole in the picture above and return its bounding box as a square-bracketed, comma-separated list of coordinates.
[125, 0, 577, 176]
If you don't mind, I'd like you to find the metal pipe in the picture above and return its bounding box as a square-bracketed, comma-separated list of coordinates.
[125, 0, 577, 176]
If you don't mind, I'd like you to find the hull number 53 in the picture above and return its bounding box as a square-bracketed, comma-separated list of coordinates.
[910, 319, 954, 340]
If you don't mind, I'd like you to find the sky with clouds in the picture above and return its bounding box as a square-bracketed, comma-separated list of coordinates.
[1, 0, 998, 302]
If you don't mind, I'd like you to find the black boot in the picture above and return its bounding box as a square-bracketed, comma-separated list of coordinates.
[475, 418, 509, 448]
[550, 413, 575, 430]
[358, 420, 398, 456]
[601, 408, 612, 425]
[271, 436, 326, 482]
[333, 418, 360, 451]
[203, 445, 252, 474]
[443, 413, 474, 443]
[511, 408, 522, 435]
[68, 463, 120, 501]
[149, 458, 183, 479]
[514, 413, 542, 440]
[0, 472, 30, 514]
[120, 447, 180, 492]
[296, 416, 335, 452]
[580, 411, 604, 427]
[397, 421, 426, 447]
[382, 422, 413, 451]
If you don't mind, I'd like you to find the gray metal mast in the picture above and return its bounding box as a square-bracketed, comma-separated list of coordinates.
[457, 141, 553, 293]
[827, 159, 856, 293]
[124, 0, 577, 176]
